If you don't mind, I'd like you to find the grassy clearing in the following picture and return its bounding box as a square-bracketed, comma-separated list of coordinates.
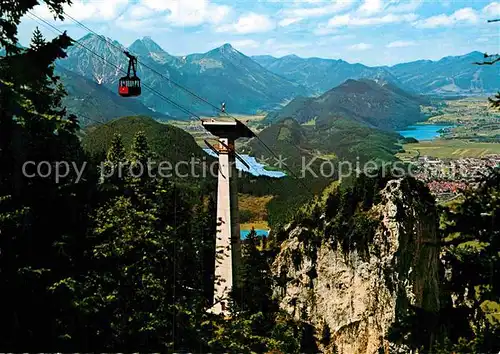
[240, 221, 269, 231]
[227, 114, 267, 121]
[239, 194, 273, 220]
[398, 139, 500, 159]
[317, 153, 337, 160]
[423, 97, 500, 140]
[301, 117, 317, 126]
[321, 181, 340, 203]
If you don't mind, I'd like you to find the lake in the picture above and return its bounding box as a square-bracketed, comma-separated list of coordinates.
[241, 229, 269, 239]
[203, 149, 286, 178]
[397, 124, 454, 141]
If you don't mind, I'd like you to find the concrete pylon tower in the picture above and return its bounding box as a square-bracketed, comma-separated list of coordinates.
[202, 119, 254, 315]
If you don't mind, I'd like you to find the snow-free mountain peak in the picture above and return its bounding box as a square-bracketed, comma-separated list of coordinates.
[127, 36, 180, 66]
[78, 33, 124, 50]
[220, 43, 234, 51]
[209, 43, 240, 56]
[129, 36, 166, 54]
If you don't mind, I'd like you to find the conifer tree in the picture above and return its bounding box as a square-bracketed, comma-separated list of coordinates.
[435, 170, 500, 353]
[100, 133, 127, 188]
[107, 133, 126, 163]
[489, 92, 500, 109]
[240, 228, 272, 315]
[29, 27, 45, 49]
[0, 19, 89, 351]
[128, 131, 153, 183]
[207, 226, 303, 353]
[130, 131, 151, 162]
[199, 195, 216, 300]
[56, 133, 213, 351]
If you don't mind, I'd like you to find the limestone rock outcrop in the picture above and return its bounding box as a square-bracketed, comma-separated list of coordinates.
[273, 178, 440, 354]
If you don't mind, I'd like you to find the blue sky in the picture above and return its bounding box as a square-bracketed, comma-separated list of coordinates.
[19, 0, 500, 66]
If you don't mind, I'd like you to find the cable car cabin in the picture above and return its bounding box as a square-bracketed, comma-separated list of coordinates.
[118, 77, 141, 97]
[118, 51, 141, 97]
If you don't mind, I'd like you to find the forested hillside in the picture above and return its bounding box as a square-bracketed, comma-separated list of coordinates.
[0, 14, 305, 350]
[82, 115, 206, 163]
[264, 79, 427, 130]
[271, 168, 500, 353]
[246, 113, 402, 174]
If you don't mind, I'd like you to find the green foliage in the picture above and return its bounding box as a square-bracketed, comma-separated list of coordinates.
[239, 209, 254, 223]
[0, 21, 93, 350]
[107, 133, 126, 163]
[432, 170, 500, 353]
[51, 133, 218, 351]
[30, 27, 46, 50]
[385, 170, 500, 353]
[202, 227, 313, 353]
[129, 130, 152, 162]
[238, 228, 274, 314]
[401, 137, 419, 144]
[1, 13, 253, 351]
[322, 169, 406, 257]
[320, 320, 331, 346]
[489, 92, 500, 110]
[386, 304, 437, 352]
[248, 117, 400, 185]
[82, 115, 208, 166]
[0, 0, 70, 53]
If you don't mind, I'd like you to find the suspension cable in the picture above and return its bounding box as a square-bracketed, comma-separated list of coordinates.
[29, 10, 317, 198]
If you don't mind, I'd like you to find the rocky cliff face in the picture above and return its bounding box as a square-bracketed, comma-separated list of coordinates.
[273, 178, 440, 353]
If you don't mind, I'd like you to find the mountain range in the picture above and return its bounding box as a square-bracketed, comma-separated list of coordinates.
[252, 54, 403, 95]
[4, 34, 499, 125]
[253, 51, 499, 96]
[62, 34, 497, 121]
[388, 51, 500, 94]
[57, 34, 306, 118]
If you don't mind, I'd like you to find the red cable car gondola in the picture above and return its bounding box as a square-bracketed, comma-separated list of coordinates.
[118, 51, 141, 97]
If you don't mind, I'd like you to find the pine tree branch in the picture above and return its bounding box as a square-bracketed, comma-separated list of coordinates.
[474, 56, 500, 65]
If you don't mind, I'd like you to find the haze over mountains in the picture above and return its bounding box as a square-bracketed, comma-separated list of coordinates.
[6, 32, 497, 124]
[253, 51, 500, 96]
[252, 54, 403, 95]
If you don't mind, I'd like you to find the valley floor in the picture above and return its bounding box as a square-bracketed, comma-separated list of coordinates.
[167, 114, 267, 147]
[398, 97, 500, 202]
